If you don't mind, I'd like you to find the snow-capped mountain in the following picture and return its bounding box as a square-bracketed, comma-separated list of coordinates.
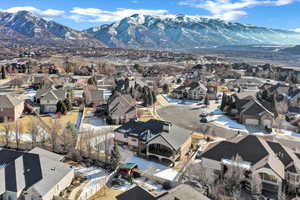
[0, 11, 104, 47]
[85, 14, 300, 49]
[281, 45, 300, 54]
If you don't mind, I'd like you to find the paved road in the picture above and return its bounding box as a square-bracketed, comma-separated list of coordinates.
[158, 105, 240, 139]
[158, 104, 300, 150]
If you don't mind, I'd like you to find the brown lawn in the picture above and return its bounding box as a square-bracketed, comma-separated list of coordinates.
[88, 186, 122, 200]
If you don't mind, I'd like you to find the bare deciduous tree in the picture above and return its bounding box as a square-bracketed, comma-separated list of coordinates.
[49, 118, 61, 152]
[14, 120, 24, 150]
[251, 173, 262, 196]
[221, 154, 245, 198]
[3, 122, 12, 147]
[29, 119, 40, 148]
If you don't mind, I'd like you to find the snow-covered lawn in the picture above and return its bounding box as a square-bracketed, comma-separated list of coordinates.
[209, 113, 247, 131]
[80, 112, 107, 131]
[274, 129, 300, 141]
[75, 166, 109, 200]
[76, 167, 107, 180]
[126, 155, 178, 181]
[0, 127, 48, 143]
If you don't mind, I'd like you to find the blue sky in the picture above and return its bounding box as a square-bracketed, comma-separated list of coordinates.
[1, 0, 300, 31]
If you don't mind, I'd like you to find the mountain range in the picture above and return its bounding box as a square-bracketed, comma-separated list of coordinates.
[0, 11, 104, 47]
[1, 11, 300, 50]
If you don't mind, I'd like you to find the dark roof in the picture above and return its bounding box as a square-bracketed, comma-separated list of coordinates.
[0, 148, 72, 196]
[287, 164, 297, 173]
[116, 186, 156, 200]
[241, 99, 274, 116]
[115, 119, 191, 148]
[267, 141, 293, 166]
[115, 119, 171, 141]
[0, 149, 42, 192]
[202, 135, 269, 165]
[236, 99, 251, 112]
[288, 107, 300, 114]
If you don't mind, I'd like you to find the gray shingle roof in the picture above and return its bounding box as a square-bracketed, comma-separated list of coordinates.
[153, 125, 192, 150]
[0, 94, 23, 109]
[0, 148, 73, 198]
[108, 93, 136, 118]
[158, 184, 210, 200]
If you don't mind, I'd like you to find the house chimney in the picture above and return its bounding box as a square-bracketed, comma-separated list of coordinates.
[163, 122, 171, 133]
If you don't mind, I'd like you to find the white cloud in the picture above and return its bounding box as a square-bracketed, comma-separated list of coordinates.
[295, 28, 300, 32]
[69, 7, 169, 23]
[3, 6, 65, 18]
[179, 0, 297, 21]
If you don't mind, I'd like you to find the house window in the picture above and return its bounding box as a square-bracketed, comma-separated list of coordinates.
[260, 172, 277, 183]
[288, 173, 299, 183]
[0, 108, 3, 112]
[131, 139, 137, 142]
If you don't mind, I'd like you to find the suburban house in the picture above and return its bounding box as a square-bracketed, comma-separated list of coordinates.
[223, 92, 274, 129]
[114, 119, 192, 166]
[116, 184, 210, 200]
[83, 89, 109, 107]
[206, 84, 218, 100]
[0, 94, 24, 122]
[226, 77, 264, 91]
[31, 75, 54, 89]
[0, 147, 74, 200]
[201, 135, 300, 196]
[35, 87, 66, 113]
[107, 93, 137, 124]
[172, 81, 207, 100]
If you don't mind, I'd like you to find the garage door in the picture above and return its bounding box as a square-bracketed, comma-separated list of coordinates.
[262, 120, 272, 128]
[245, 119, 259, 125]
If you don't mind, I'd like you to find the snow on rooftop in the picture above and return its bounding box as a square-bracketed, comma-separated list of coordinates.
[221, 159, 251, 170]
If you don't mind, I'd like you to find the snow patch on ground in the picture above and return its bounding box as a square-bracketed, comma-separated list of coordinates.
[126, 155, 178, 181]
[209, 113, 247, 131]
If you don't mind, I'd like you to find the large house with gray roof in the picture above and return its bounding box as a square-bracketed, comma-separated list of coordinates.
[107, 93, 137, 125]
[201, 135, 300, 197]
[114, 119, 192, 166]
[172, 81, 207, 100]
[0, 94, 24, 122]
[0, 147, 74, 200]
[35, 87, 66, 113]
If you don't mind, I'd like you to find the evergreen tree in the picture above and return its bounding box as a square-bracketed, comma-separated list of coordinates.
[64, 98, 72, 111]
[204, 95, 210, 106]
[124, 78, 130, 93]
[57, 100, 67, 115]
[143, 92, 149, 106]
[152, 90, 157, 104]
[148, 89, 153, 106]
[162, 84, 169, 94]
[1, 66, 6, 80]
[110, 144, 121, 170]
[220, 92, 226, 111]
